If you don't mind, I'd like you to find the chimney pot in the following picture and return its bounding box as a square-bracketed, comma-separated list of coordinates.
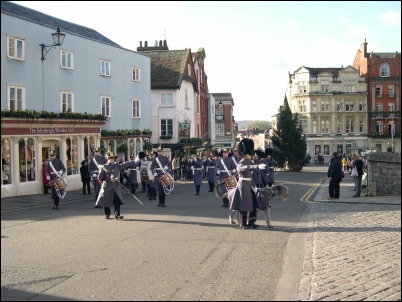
[145, 41, 148, 47]
[163, 40, 167, 47]
[159, 40, 162, 47]
[139, 41, 142, 47]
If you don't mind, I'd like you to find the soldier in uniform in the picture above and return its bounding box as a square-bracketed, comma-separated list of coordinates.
[252, 150, 266, 188]
[265, 148, 276, 187]
[138, 151, 147, 193]
[88, 146, 106, 208]
[151, 145, 172, 207]
[228, 138, 266, 229]
[231, 146, 241, 167]
[190, 152, 204, 195]
[145, 151, 152, 197]
[215, 148, 237, 207]
[128, 154, 139, 194]
[95, 152, 137, 219]
[148, 151, 158, 200]
[46, 150, 66, 210]
[205, 152, 217, 192]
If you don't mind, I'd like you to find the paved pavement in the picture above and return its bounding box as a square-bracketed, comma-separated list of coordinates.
[1, 167, 401, 301]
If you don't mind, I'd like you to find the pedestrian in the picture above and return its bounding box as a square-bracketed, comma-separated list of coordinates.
[148, 151, 158, 200]
[228, 138, 266, 229]
[190, 152, 203, 195]
[216, 148, 237, 207]
[314, 155, 318, 165]
[265, 148, 276, 187]
[151, 145, 172, 207]
[180, 157, 188, 182]
[88, 146, 107, 208]
[328, 152, 342, 200]
[46, 150, 66, 210]
[342, 156, 348, 171]
[171, 156, 178, 181]
[128, 154, 139, 194]
[205, 153, 217, 192]
[352, 154, 364, 197]
[42, 160, 50, 194]
[80, 159, 91, 195]
[95, 151, 138, 219]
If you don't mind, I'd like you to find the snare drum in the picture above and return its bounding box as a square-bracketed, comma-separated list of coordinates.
[53, 177, 67, 190]
[159, 173, 174, 187]
[223, 175, 238, 190]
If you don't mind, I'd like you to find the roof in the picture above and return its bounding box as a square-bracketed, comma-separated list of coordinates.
[1, 1, 121, 48]
[302, 67, 343, 77]
[369, 52, 400, 59]
[138, 49, 197, 90]
[211, 93, 233, 99]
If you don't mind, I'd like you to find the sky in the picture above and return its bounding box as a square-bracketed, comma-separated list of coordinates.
[12, 1, 401, 121]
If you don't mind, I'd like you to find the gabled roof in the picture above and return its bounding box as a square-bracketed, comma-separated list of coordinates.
[1, 1, 121, 48]
[138, 49, 197, 91]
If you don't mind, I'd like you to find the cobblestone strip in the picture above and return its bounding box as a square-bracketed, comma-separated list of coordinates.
[299, 203, 401, 301]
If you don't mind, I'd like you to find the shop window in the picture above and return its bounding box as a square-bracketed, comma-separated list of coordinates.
[324, 145, 330, 155]
[108, 140, 115, 153]
[66, 137, 78, 175]
[19, 138, 36, 182]
[315, 145, 321, 155]
[2, 139, 12, 185]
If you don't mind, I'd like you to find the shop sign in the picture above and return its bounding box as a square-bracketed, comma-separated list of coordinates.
[184, 145, 194, 149]
[333, 136, 344, 140]
[1, 127, 99, 135]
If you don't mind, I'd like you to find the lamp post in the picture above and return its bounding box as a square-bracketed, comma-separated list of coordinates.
[40, 26, 66, 60]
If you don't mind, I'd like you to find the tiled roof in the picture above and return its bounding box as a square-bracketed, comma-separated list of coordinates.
[1, 1, 121, 48]
[211, 93, 232, 99]
[138, 49, 192, 89]
[302, 67, 343, 77]
[370, 52, 400, 59]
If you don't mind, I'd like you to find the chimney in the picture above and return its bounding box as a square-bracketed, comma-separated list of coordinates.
[159, 40, 162, 47]
[154, 40, 158, 46]
[139, 41, 142, 47]
[163, 40, 167, 47]
[361, 38, 368, 57]
[144, 41, 148, 47]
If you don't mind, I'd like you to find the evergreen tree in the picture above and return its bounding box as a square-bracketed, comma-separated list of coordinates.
[270, 95, 307, 171]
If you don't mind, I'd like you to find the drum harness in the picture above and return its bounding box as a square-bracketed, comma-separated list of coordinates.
[155, 157, 174, 195]
[49, 161, 67, 199]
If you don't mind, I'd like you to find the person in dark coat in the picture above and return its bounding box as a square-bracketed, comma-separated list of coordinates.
[228, 138, 266, 229]
[88, 146, 106, 207]
[205, 153, 217, 192]
[352, 154, 364, 197]
[328, 152, 342, 200]
[252, 150, 265, 188]
[151, 145, 172, 207]
[45, 150, 66, 210]
[180, 157, 188, 182]
[128, 154, 139, 194]
[148, 151, 158, 200]
[80, 159, 91, 195]
[265, 148, 276, 187]
[190, 152, 204, 195]
[95, 152, 137, 219]
[42, 160, 50, 194]
[216, 148, 237, 207]
[138, 151, 147, 193]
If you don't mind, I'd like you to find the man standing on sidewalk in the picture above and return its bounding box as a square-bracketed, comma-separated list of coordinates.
[328, 152, 342, 200]
[352, 154, 364, 197]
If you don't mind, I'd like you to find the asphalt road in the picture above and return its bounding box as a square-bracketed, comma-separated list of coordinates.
[1, 171, 324, 301]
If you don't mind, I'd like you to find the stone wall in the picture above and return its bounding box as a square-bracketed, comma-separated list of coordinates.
[366, 152, 401, 196]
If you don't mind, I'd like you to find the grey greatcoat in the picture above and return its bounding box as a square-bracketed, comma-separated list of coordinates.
[228, 158, 259, 212]
[259, 158, 269, 185]
[95, 161, 137, 207]
[216, 157, 237, 182]
[150, 154, 172, 190]
[205, 158, 217, 183]
[88, 155, 107, 197]
[251, 159, 263, 185]
[46, 159, 66, 199]
[190, 158, 203, 186]
[266, 157, 276, 184]
[230, 155, 241, 167]
[128, 160, 140, 185]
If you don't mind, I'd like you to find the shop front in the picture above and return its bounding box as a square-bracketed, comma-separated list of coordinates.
[1, 118, 105, 197]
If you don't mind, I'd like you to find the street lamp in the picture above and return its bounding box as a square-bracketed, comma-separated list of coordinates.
[40, 26, 66, 60]
[218, 100, 223, 108]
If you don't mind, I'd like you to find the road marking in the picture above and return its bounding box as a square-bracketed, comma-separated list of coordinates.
[300, 177, 326, 203]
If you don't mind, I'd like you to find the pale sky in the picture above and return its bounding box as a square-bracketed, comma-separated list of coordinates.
[12, 1, 401, 121]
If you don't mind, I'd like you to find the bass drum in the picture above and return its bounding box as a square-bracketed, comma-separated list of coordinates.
[140, 161, 154, 182]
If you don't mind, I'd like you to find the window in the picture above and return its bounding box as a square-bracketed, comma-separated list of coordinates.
[161, 93, 173, 106]
[100, 59, 110, 76]
[312, 120, 317, 134]
[312, 101, 316, 112]
[376, 121, 383, 134]
[375, 143, 382, 152]
[345, 118, 354, 133]
[61, 91, 74, 112]
[343, 80, 356, 93]
[200, 68, 203, 83]
[389, 103, 395, 117]
[188, 64, 191, 76]
[132, 99, 140, 118]
[314, 145, 321, 155]
[60, 50, 73, 69]
[66, 137, 78, 176]
[161, 119, 173, 136]
[299, 81, 307, 93]
[336, 119, 341, 134]
[324, 145, 330, 155]
[7, 36, 25, 60]
[345, 102, 354, 112]
[132, 67, 140, 82]
[321, 80, 329, 92]
[18, 138, 36, 183]
[185, 89, 188, 108]
[380, 63, 390, 77]
[336, 101, 342, 112]
[388, 85, 394, 97]
[8, 85, 25, 110]
[216, 123, 224, 136]
[101, 96, 111, 117]
[376, 103, 383, 117]
[2, 138, 12, 185]
[359, 120, 364, 133]
[359, 102, 365, 112]
[300, 120, 307, 133]
[321, 101, 330, 112]
[321, 119, 329, 134]
[376, 85, 382, 97]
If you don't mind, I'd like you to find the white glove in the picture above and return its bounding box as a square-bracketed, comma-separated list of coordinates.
[269, 166, 275, 170]
[92, 174, 97, 178]
[258, 164, 267, 170]
[58, 170, 63, 174]
[163, 166, 168, 171]
[217, 170, 221, 175]
[110, 175, 115, 181]
[46, 176, 50, 180]
[232, 169, 236, 173]
[134, 155, 139, 163]
[191, 166, 194, 170]
[154, 173, 158, 177]
[136, 167, 140, 170]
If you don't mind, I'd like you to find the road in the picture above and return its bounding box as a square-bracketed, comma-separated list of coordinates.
[1, 171, 323, 301]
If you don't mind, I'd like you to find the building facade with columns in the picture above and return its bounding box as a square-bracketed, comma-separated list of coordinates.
[1, 2, 151, 197]
[285, 66, 368, 162]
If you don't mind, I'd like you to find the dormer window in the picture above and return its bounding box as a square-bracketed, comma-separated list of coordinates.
[380, 63, 390, 77]
[321, 80, 329, 92]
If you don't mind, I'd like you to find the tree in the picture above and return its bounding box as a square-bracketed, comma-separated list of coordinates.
[270, 95, 307, 171]
[249, 120, 271, 130]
